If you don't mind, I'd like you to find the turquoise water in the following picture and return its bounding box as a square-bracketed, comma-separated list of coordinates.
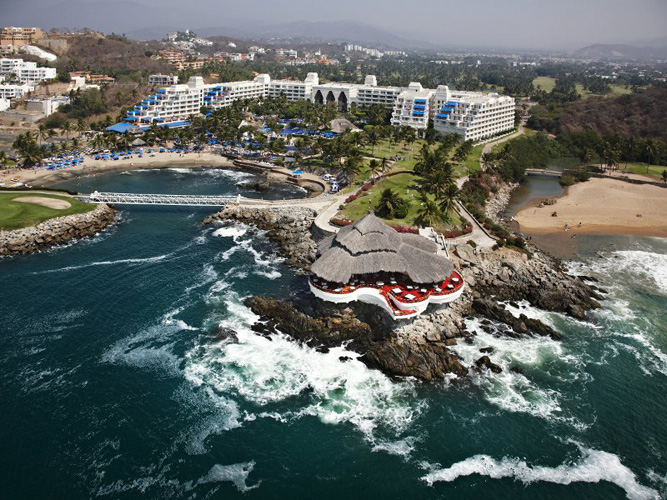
[1, 168, 666, 499]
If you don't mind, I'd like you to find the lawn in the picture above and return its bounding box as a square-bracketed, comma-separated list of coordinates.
[456, 143, 485, 177]
[340, 172, 462, 230]
[0, 193, 95, 230]
[622, 162, 667, 181]
[575, 83, 633, 99]
[533, 77, 556, 92]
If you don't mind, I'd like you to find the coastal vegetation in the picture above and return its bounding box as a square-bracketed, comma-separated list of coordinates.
[0, 193, 94, 230]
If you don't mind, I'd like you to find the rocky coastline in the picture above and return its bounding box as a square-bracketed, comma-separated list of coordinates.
[203, 205, 317, 269]
[0, 204, 117, 258]
[202, 196, 602, 382]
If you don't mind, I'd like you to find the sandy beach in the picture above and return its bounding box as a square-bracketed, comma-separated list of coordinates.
[514, 177, 667, 238]
[0, 151, 327, 194]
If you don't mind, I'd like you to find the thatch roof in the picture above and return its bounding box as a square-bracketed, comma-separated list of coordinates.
[130, 138, 146, 146]
[311, 214, 453, 284]
[328, 118, 360, 134]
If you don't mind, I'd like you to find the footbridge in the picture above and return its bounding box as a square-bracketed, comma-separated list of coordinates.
[78, 191, 332, 208]
[525, 168, 562, 177]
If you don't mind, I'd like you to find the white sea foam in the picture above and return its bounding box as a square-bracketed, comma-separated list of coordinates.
[451, 318, 587, 427]
[212, 225, 248, 240]
[577, 250, 667, 295]
[36, 254, 172, 274]
[184, 293, 420, 444]
[422, 447, 660, 500]
[196, 461, 260, 492]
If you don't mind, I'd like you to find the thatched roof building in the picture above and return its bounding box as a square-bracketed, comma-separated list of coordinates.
[311, 214, 453, 284]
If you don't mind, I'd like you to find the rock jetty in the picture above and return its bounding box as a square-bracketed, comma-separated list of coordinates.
[0, 204, 117, 257]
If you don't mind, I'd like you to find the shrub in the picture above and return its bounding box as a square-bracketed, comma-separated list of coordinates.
[467, 240, 477, 248]
[559, 175, 575, 186]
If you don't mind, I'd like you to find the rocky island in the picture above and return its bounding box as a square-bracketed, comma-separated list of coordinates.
[204, 201, 602, 382]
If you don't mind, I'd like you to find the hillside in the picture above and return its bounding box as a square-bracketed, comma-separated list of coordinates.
[572, 43, 667, 60]
[557, 87, 667, 142]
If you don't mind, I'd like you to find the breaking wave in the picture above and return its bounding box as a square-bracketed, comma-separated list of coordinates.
[422, 446, 659, 500]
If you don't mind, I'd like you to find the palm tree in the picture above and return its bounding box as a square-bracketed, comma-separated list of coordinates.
[380, 157, 390, 173]
[368, 159, 381, 183]
[365, 127, 379, 156]
[375, 188, 404, 218]
[480, 152, 495, 170]
[416, 195, 442, 228]
[61, 121, 72, 139]
[37, 124, 48, 146]
[439, 184, 459, 221]
[76, 118, 87, 136]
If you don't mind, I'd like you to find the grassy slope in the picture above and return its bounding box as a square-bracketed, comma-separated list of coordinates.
[340, 138, 472, 229]
[533, 77, 557, 92]
[0, 193, 95, 230]
[622, 162, 667, 180]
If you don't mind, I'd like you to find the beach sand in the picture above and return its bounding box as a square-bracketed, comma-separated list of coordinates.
[514, 177, 667, 238]
[13, 196, 72, 209]
[1, 151, 326, 194]
[1, 152, 234, 187]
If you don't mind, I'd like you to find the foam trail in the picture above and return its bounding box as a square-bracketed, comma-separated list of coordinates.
[196, 462, 260, 492]
[34, 254, 171, 274]
[423, 448, 659, 500]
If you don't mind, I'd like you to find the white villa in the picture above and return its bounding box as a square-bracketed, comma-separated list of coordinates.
[113, 72, 515, 141]
[0, 58, 56, 84]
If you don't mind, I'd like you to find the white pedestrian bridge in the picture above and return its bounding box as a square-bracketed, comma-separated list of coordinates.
[79, 191, 329, 207]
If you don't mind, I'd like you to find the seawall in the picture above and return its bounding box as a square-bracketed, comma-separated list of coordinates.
[0, 204, 117, 258]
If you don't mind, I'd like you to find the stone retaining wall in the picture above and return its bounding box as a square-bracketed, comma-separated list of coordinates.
[0, 204, 117, 257]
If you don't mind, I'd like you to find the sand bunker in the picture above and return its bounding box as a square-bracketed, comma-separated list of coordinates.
[13, 196, 72, 210]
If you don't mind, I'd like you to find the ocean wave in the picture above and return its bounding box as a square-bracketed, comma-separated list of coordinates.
[422, 447, 659, 500]
[577, 250, 667, 295]
[184, 293, 420, 444]
[451, 318, 589, 428]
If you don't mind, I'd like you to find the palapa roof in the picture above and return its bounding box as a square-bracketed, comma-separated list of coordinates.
[328, 117, 360, 134]
[311, 214, 453, 284]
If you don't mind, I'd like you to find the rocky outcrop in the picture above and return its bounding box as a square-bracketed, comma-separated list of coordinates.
[462, 248, 601, 320]
[244, 294, 467, 382]
[0, 204, 117, 258]
[362, 341, 468, 381]
[203, 205, 317, 269]
[471, 298, 561, 339]
[485, 182, 518, 221]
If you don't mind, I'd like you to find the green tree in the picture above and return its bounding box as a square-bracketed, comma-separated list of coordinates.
[416, 195, 442, 228]
[375, 188, 409, 219]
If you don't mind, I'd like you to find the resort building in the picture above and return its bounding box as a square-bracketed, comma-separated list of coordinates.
[391, 83, 435, 130]
[148, 74, 179, 86]
[309, 214, 464, 320]
[0, 98, 9, 112]
[112, 72, 515, 140]
[432, 86, 516, 142]
[0, 58, 56, 84]
[266, 72, 319, 101]
[0, 27, 44, 47]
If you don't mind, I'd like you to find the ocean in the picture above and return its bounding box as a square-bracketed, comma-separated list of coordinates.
[1, 168, 665, 499]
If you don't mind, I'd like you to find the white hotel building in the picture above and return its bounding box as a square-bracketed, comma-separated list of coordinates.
[0, 58, 56, 84]
[117, 73, 515, 141]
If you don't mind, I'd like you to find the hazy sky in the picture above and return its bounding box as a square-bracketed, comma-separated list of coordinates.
[4, 0, 667, 50]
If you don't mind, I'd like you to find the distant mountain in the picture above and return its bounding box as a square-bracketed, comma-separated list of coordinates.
[199, 20, 432, 49]
[572, 43, 667, 60]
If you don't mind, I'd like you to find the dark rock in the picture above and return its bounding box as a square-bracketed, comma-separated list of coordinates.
[361, 341, 468, 381]
[338, 356, 352, 362]
[472, 298, 561, 340]
[479, 346, 494, 354]
[510, 365, 525, 375]
[211, 326, 239, 343]
[475, 355, 502, 373]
